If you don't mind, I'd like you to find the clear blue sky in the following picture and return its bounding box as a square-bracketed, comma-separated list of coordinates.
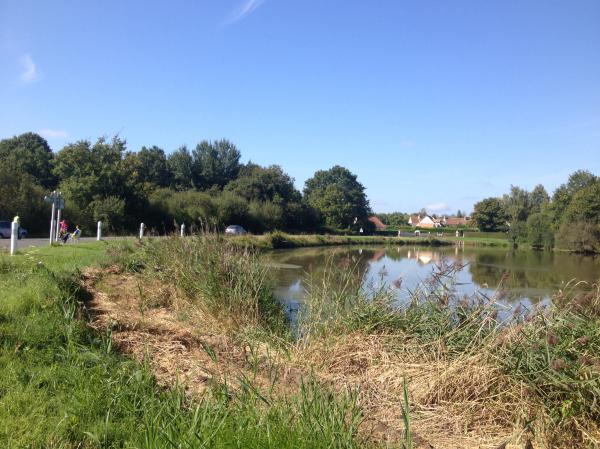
[1, 0, 599, 214]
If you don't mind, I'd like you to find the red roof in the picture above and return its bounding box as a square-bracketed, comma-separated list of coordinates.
[368, 216, 387, 230]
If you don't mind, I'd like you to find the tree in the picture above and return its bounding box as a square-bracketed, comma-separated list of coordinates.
[304, 166, 370, 230]
[552, 170, 597, 224]
[192, 139, 241, 189]
[53, 136, 143, 230]
[126, 146, 171, 188]
[0, 132, 55, 188]
[502, 185, 530, 223]
[526, 212, 554, 250]
[225, 164, 300, 203]
[167, 146, 194, 191]
[561, 181, 600, 224]
[472, 198, 507, 232]
[0, 162, 47, 234]
[529, 184, 550, 214]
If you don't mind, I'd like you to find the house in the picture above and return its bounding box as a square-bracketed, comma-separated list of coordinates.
[368, 215, 387, 230]
[408, 214, 436, 228]
[445, 217, 470, 227]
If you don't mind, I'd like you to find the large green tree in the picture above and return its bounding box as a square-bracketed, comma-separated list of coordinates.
[192, 139, 241, 189]
[53, 137, 144, 232]
[125, 145, 171, 189]
[0, 132, 55, 188]
[529, 184, 550, 214]
[552, 170, 597, 225]
[167, 146, 194, 191]
[303, 166, 370, 230]
[472, 197, 507, 232]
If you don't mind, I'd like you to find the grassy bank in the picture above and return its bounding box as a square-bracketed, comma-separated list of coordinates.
[231, 231, 509, 250]
[3, 236, 597, 448]
[103, 235, 599, 448]
[0, 242, 372, 449]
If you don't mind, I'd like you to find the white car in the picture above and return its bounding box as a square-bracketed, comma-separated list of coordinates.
[225, 225, 247, 236]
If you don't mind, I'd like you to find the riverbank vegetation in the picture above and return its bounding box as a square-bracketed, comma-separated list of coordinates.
[104, 236, 600, 447]
[471, 170, 600, 253]
[5, 237, 595, 448]
[0, 132, 374, 237]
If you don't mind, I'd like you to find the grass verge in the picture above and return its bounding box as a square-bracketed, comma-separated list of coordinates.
[0, 241, 373, 449]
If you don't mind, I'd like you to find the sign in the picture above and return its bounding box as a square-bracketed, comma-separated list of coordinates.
[44, 193, 65, 209]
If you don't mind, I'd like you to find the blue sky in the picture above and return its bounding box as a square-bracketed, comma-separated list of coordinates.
[1, 0, 599, 214]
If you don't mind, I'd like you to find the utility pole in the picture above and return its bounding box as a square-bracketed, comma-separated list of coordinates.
[44, 191, 65, 245]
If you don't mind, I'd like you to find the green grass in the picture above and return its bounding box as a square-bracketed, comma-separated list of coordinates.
[0, 242, 373, 449]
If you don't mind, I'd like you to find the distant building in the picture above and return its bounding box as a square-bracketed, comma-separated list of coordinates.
[368, 215, 387, 230]
[408, 214, 470, 228]
[445, 217, 470, 227]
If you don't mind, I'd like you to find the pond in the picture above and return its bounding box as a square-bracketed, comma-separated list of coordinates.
[264, 245, 600, 317]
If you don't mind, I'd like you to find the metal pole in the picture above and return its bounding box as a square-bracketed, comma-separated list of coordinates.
[49, 200, 56, 246]
[10, 221, 18, 255]
[139, 223, 145, 239]
[97, 221, 102, 241]
[55, 208, 62, 242]
[180, 223, 185, 237]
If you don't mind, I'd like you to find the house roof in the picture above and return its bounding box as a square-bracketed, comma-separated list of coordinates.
[368, 215, 386, 230]
[445, 217, 469, 226]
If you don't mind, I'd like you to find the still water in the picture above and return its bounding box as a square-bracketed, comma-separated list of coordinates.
[264, 245, 600, 314]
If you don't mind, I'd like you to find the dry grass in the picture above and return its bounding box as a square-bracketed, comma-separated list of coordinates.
[82, 238, 600, 449]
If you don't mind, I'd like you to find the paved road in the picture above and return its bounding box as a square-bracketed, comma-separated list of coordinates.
[0, 236, 127, 250]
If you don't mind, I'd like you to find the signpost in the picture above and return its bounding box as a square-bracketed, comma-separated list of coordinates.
[44, 191, 65, 245]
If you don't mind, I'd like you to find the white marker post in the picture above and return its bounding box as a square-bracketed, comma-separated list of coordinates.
[139, 223, 145, 239]
[10, 221, 18, 255]
[180, 223, 185, 237]
[97, 221, 102, 241]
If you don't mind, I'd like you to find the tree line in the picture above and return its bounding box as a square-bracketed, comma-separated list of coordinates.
[471, 170, 600, 253]
[0, 132, 373, 236]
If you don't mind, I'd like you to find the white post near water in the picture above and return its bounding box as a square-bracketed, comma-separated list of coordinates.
[180, 223, 185, 237]
[49, 201, 56, 246]
[139, 223, 145, 239]
[10, 221, 18, 255]
[97, 221, 102, 241]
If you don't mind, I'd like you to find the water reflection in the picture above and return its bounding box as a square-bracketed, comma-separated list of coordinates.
[264, 246, 600, 315]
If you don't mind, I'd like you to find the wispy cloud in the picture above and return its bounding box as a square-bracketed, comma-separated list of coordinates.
[20, 53, 39, 83]
[224, 0, 265, 24]
[398, 140, 416, 149]
[38, 129, 68, 140]
[426, 203, 450, 213]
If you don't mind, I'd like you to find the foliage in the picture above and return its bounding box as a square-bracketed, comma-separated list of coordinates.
[526, 212, 554, 250]
[472, 197, 507, 232]
[192, 139, 241, 189]
[0, 163, 48, 234]
[556, 221, 600, 254]
[0, 132, 55, 188]
[304, 165, 371, 230]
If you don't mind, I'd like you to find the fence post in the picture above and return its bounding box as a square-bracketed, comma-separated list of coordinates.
[10, 221, 18, 255]
[180, 223, 185, 237]
[97, 221, 102, 241]
[139, 223, 145, 239]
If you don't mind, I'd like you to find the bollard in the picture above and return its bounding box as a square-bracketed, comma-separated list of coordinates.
[10, 221, 18, 255]
[180, 223, 185, 237]
[139, 223, 145, 239]
[97, 221, 102, 241]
